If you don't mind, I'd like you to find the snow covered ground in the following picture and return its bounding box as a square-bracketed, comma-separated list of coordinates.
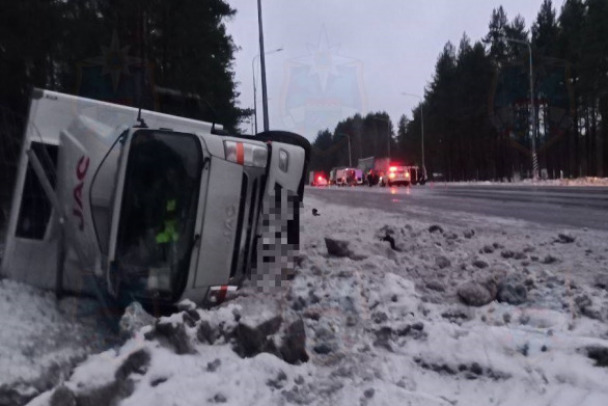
[0, 279, 117, 405]
[443, 176, 608, 187]
[2, 194, 608, 406]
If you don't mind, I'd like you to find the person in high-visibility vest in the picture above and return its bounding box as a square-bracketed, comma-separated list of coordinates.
[155, 168, 180, 263]
[148, 168, 181, 292]
[155, 198, 179, 246]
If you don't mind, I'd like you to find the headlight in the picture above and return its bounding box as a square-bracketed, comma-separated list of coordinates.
[278, 149, 289, 172]
[224, 140, 268, 167]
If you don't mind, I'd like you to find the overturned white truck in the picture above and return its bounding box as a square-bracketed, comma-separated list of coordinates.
[1, 89, 310, 307]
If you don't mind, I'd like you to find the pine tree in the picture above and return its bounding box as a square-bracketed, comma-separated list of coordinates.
[0, 0, 246, 132]
[533, 0, 559, 57]
[484, 6, 509, 65]
[505, 15, 529, 60]
[580, 0, 608, 176]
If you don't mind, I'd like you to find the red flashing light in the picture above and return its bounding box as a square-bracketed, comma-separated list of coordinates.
[389, 166, 397, 172]
[318, 176, 324, 181]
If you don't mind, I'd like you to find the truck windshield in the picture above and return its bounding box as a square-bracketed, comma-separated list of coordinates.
[115, 130, 202, 301]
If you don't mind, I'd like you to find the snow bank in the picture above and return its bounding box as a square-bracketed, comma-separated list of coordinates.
[445, 176, 608, 187]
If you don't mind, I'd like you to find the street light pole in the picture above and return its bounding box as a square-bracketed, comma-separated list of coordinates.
[370, 116, 391, 160]
[347, 135, 352, 167]
[257, 0, 270, 132]
[505, 36, 539, 180]
[420, 102, 425, 179]
[402, 92, 426, 179]
[252, 47, 282, 134]
[336, 133, 352, 167]
[251, 56, 258, 134]
[387, 120, 390, 160]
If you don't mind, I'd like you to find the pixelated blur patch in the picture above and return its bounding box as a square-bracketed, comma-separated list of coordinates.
[251, 186, 303, 292]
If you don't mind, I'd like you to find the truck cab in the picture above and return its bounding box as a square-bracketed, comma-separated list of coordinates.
[1, 89, 310, 307]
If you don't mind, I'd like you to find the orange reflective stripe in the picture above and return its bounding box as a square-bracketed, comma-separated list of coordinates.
[236, 142, 244, 165]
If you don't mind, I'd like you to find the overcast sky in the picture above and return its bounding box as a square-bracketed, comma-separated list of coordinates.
[226, 0, 551, 140]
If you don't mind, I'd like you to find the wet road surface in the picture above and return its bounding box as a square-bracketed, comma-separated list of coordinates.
[305, 184, 608, 231]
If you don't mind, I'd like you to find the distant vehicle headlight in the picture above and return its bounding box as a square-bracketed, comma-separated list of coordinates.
[224, 140, 268, 167]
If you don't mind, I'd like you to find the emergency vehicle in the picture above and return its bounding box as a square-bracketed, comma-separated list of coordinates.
[309, 171, 328, 186]
[333, 167, 362, 186]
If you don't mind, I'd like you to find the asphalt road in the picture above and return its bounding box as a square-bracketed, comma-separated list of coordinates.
[305, 184, 608, 231]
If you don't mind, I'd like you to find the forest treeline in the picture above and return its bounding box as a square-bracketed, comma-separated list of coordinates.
[311, 0, 608, 181]
[0, 0, 246, 131]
